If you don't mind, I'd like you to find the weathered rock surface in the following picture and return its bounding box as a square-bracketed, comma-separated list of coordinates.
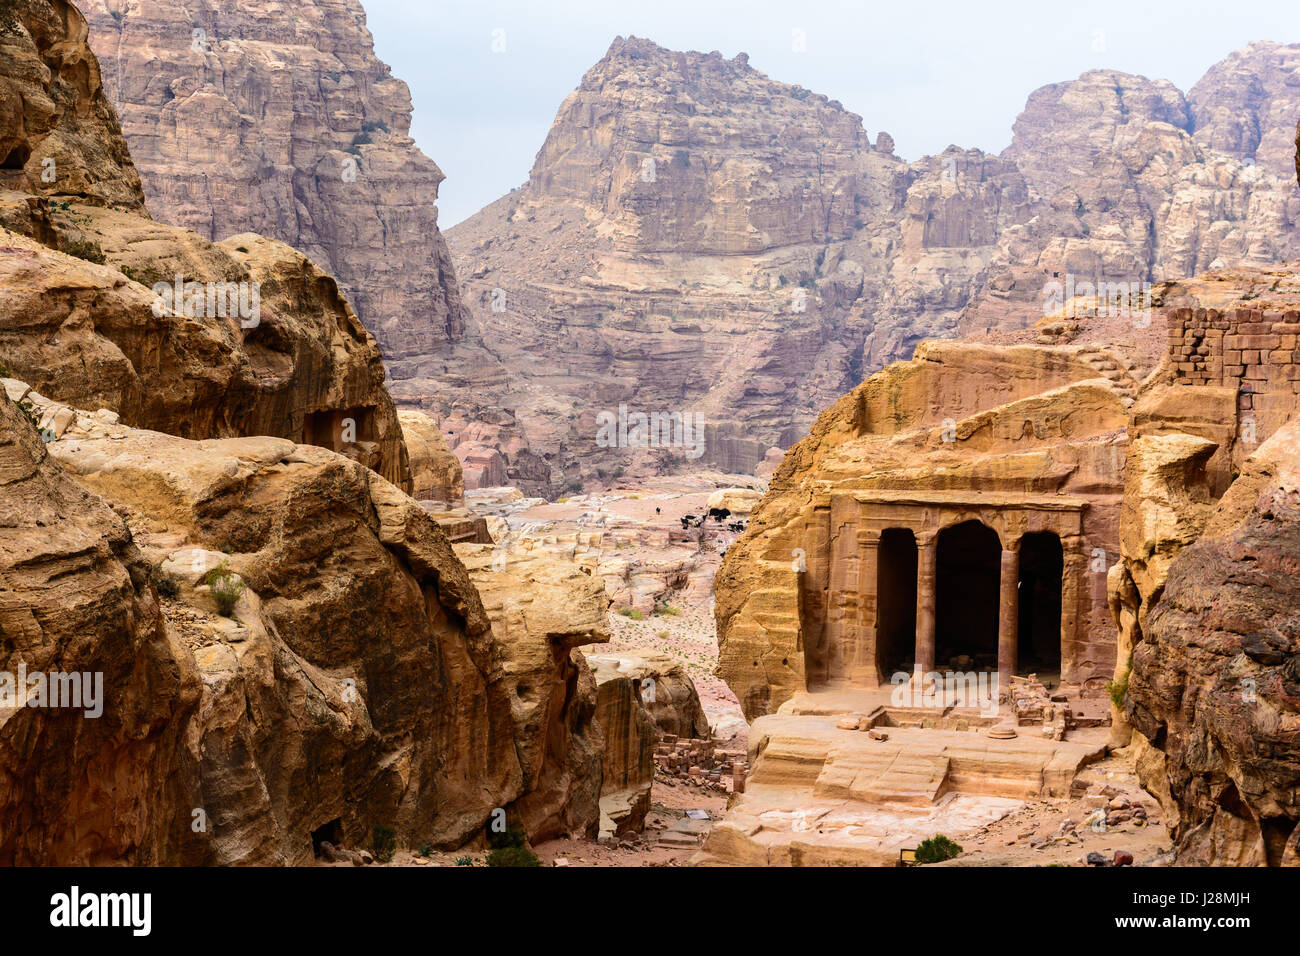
[80, 0, 476, 376]
[587, 656, 659, 837]
[0, 0, 412, 491]
[400, 410, 463, 503]
[586, 651, 709, 741]
[0, 384, 200, 865]
[0, 0, 144, 211]
[442, 39, 1300, 489]
[453, 543, 611, 842]
[2, 380, 528, 863]
[1127, 422, 1300, 865]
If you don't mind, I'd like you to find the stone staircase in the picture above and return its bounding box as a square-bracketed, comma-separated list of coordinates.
[1076, 346, 1141, 405]
[815, 748, 952, 806]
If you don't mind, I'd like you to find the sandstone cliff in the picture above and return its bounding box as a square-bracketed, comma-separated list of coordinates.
[0, 381, 200, 865]
[80, 0, 477, 378]
[453, 544, 610, 842]
[1125, 423, 1300, 865]
[0, 379, 525, 862]
[0, 0, 411, 490]
[444, 39, 1300, 490]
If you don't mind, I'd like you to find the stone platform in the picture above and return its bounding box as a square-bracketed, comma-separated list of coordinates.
[692, 691, 1107, 866]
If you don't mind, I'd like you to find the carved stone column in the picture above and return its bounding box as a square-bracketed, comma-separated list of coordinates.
[851, 529, 881, 686]
[913, 532, 937, 682]
[998, 548, 1020, 698]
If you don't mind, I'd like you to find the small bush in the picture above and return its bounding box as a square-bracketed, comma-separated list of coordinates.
[486, 824, 540, 868]
[152, 565, 180, 599]
[454, 855, 475, 866]
[63, 239, 107, 265]
[486, 846, 541, 867]
[617, 607, 643, 620]
[371, 824, 397, 863]
[914, 835, 963, 864]
[653, 604, 680, 617]
[1106, 671, 1130, 710]
[202, 562, 246, 617]
[16, 400, 41, 432]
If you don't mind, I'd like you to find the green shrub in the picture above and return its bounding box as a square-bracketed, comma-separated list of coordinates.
[202, 562, 246, 617]
[16, 400, 41, 432]
[454, 855, 475, 866]
[371, 824, 397, 863]
[617, 607, 643, 621]
[1106, 670, 1130, 710]
[653, 604, 680, 617]
[485, 824, 540, 868]
[63, 239, 107, 265]
[152, 565, 180, 599]
[914, 835, 962, 864]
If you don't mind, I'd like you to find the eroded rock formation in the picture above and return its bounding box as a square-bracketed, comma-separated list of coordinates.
[443, 39, 1300, 489]
[1, 379, 525, 863]
[400, 409, 464, 503]
[0, 383, 200, 865]
[452, 544, 611, 842]
[1125, 423, 1300, 865]
[0, 0, 412, 490]
[80, 0, 476, 376]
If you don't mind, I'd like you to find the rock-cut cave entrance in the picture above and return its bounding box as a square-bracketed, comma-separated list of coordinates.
[875, 528, 917, 678]
[1017, 531, 1063, 677]
[934, 520, 1001, 670]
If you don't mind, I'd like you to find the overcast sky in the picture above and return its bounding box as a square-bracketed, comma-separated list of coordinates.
[361, 0, 1300, 227]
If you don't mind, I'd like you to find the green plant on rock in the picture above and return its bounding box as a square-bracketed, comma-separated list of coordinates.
[914, 835, 963, 864]
[202, 562, 246, 617]
[63, 239, 107, 265]
[1106, 662, 1131, 710]
[486, 824, 540, 868]
[371, 824, 397, 863]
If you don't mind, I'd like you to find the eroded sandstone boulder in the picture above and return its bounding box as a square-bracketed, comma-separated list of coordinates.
[399, 410, 463, 503]
[453, 543, 611, 842]
[0, 0, 412, 491]
[586, 651, 709, 742]
[0, 386, 200, 864]
[3, 381, 526, 863]
[1126, 422, 1300, 865]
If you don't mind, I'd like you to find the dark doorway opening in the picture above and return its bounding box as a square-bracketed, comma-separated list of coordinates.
[935, 520, 1001, 669]
[875, 528, 917, 678]
[311, 818, 344, 857]
[1017, 532, 1063, 675]
[1, 146, 29, 170]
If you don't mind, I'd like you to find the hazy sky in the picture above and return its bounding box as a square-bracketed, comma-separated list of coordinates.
[362, 1, 1300, 227]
